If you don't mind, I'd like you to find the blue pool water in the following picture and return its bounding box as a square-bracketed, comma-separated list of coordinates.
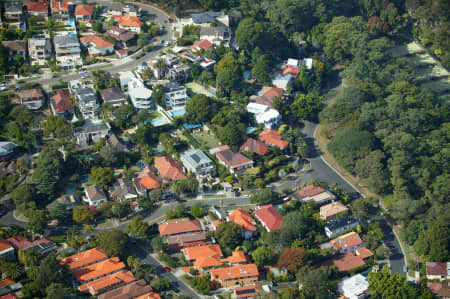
[246, 127, 256, 134]
[66, 18, 75, 27]
[80, 175, 89, 183]
[151, 117, 167, 126]
[207, 88, 216, 96]
[170, 108, 186, 117]
[65, 184, 75, 194]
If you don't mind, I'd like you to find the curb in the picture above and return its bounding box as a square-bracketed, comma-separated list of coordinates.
[313, 125, 365, 198]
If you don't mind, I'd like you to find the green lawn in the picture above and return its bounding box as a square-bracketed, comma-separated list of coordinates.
[186, 82, 216, 98]
[191, 131, 220, 149]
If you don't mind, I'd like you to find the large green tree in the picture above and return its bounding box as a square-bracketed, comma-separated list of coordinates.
[96, 230, 128, 257]
[214, 222, 243, 250]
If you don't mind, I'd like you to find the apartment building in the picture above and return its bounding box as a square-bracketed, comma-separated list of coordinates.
[28, 37, 51, 65]
[74, 87, 99, 120]
[53, 35, 82, 71]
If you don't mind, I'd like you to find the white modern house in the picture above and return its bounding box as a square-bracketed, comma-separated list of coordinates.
[74, 87, 100, 120]
[74, 122, 111, 146]
[120, 71, 154, 110]
[246, 102, 282, 129]
[338, 274, 369, 299]
[180, 149, 215, 176]
[28, 37, 52, 65]
[53, 35, 82, 71]
[164, 84, 189, 107]
[83, 185, 107, 207]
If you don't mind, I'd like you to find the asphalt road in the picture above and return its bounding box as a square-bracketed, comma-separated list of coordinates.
[301, 121, 406, 276]
[27, 0, 173, 87]
[129, 241, 200, 299]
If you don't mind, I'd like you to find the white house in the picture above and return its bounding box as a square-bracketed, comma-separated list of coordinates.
[83, 185, 107, 207]
[246, 102, 282, 129]
[338, 274, 369, 299]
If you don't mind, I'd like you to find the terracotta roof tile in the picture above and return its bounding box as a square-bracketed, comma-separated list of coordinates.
[258, 129, 289, 149]
[0, 238, 12, 252]
[355, 247, 374, 259]
[27, 0, 48, 12]
[0, 294, 18, 299]
[320, 201, 348, 219]
[330, 232, 363, 252]
[221, 251, 247, 265]
[7, 236, 54, 251]
[0, 279, 15, 289]
[135, 292, 161, 299]
[78, 269, 136, 295]
[60, 247, 108, 271]
[235, 285, 257, 298]
[211, 264, 258, 281]
[158, 218, 202, 236]
[254, 205, 282, 231]
[72, 257, 126, 284]
[426, 262, 447, 276]
[227, 209, 256, 232]
[114, 16, 143, 27]
[80, 35, 114, 49]
[262, 86, 283, 99]
[51, 0, 68, 11]
[97, 279, 152, 299]
[295, 184, 326, 198]
[18, 88, 43, 98]
[215, 149, 253, 168]
[137, 168, 160, 190]
[51, 89, 74, 113]
[192, 39, 213, 51]
[75, 5, 94, 16]
[240, 138, 269, 156]
[282, 66, 300, 77]
[321, 252, 366, 272]
[154, 156, 186, 181]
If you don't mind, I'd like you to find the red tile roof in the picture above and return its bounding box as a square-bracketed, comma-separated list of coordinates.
[78, 269, 136, 295]
[330, 232, 363, 252]
[240, 138, 269, 156]
[426, 262, 447, 276]
[228, 209, 256, 232]
[211, 264, 259, 281]
[75, 5, 94, 16]
[7, 236, 52, 251]
[355, 247, 374, 259]
[80, 35, 114, 49]
[60, 247, 108, 271]
[0, 279, 15, 289]
[254, 204, 282, 231]
[321, 252, 366, 272]
[221, 251, 247, 265]
[235, 285, 257, 298]
[154, 156, 187, 181]
[27, 0, 48, 12]
[428, 282, 450, 297]
[51, 0, 68, 12]
[0, 238, 12, 252]
[193, 39, 213, 51]
[158, 218, 202, 236]
[0, 294, 18, 299]
[114, 16, 143, 28]
[282, 66, 300, 77]
[184, 244, 222, 260]
[215, 149, 253, 168]
[97, 279, 152, 299]
[135, 293, 162, 299]
[262, 86, 283, 99]
[295, 184, 325, 198]
[258, 129, 289, 149]
[137, 168, 160, 190]
[51, 89, 74, 113]
[72, 257, 126, 284]
[18, 88, 43, 99]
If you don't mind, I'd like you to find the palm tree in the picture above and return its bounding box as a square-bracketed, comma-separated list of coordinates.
[154, 58, 167, 78]
[4, 262, 23, 280]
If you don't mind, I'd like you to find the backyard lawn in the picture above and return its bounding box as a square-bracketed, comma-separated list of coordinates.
[192, 131, 220, 149]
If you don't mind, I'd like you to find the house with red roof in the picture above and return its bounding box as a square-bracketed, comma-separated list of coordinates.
[227, 209, 256, 239]
[27, 0, 49, 19]
[192, 39, 213, 52]
[7, 236, 57, 255]
[293, 184, 336, 205]
[113, 16, 143, 33]
[158, 218, 203, 238]
[154, 156, 187, 182]
[330, 232, 363, 254]
[80, 35, 115, 56]
[282, 66, 301, 78]
[426, 262, 450, 281]
[133, 167, 161, 195]
[215, 148, 253, 174]
[74, 5, 94, 21]
[106, 26, 137, 48]
[321, 251, 367, 272]
[210, 264, 259, 288]
[254, 204, 282, 232]
[72, 257, 126, 284]
[60, 247, 108, 272]
[258, 129, 289, 150]
[240, 138, 269, 156]
[50, 0, 68, 21]
[0, 239, 14, 260]
[50, 89, 74, 116]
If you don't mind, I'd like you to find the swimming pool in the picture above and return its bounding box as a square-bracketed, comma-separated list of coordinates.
[246, 127, 256, 134]
[80, 174, 89, 183]
[66, 18, 75, 27]
[207, 88, 216, 96]
[151, 117, 168, 126]
[65, 184, 75, 194]
[169, 108, 186, 117]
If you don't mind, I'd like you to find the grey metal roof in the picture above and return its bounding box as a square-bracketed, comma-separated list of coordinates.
[200, 26, 228, 36]
[76, 87, 97, 103]
[181, 149, 211, 167]
[74, 122, 111, 135]
[100, 87, 125, 102]
[0, 141, 17, 157]
[325, 216, 359, 231]
[54, 35, 80, 47]
[191, 12, 222, 24]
